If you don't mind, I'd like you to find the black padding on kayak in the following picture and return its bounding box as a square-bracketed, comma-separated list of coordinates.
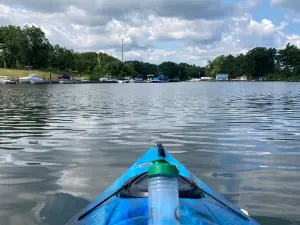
[119, 173, 204, 199]
[157, 143, 166, 157]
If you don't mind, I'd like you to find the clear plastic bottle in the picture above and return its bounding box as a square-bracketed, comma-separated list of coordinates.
[148, 159, 180, 225]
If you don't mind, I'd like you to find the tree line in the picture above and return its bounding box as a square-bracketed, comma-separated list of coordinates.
[1, 25, 300, 81]
[0, 25, 204, 80]
[206, 44, 300, 81]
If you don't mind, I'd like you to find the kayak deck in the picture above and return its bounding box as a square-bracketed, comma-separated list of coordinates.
[76, 198, 253, 225]
[66, 145, 260, 225]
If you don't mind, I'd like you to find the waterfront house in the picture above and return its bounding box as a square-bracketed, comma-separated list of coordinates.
[239, 75, 248, 81]
[216, 74, 229, 81]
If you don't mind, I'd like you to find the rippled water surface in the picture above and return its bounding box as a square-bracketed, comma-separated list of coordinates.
[0, 82, 300, 225]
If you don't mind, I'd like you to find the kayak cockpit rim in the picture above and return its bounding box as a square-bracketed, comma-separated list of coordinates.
[77, 172, 147, 221]
[76, 172, 249, 222]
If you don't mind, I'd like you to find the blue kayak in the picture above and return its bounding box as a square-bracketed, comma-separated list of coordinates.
[66, 144, 260, 225]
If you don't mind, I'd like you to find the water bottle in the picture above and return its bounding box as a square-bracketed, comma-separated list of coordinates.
[148, 159, 180, 225]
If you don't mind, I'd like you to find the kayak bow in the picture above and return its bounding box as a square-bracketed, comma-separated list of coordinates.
[66, 144, 260, 225]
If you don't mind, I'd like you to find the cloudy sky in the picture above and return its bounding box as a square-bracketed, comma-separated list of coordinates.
[0, 0, 299, 66]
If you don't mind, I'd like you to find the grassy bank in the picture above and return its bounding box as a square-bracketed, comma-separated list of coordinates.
[0, 68, 80, 80]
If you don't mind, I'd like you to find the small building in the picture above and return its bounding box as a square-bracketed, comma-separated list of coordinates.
[200, 77, 213, 81]
[240, 75, 248, 81]
[216, 74, 229, 81]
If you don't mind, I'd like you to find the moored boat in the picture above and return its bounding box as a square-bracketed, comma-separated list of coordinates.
[151, 75, 169, 83]
[19, 74, 44, 84]
[0, 76, 17, 84]
[134, 77, 147, 83]
[99, 76, 118, 83]
[66, 144, 260, 225]
[118, 79, 129, 83]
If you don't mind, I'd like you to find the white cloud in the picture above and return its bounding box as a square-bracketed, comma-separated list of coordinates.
[272, 0, 300, 27]
[102, 14, 290, 66]
[293, 18, 300, 23]
[0, 4, 229, 52]
[221, 15, 288, 50]
[101, 48, 207, 66]
[146, 16, 225, 44]
[271, 0, 300, 12]
[271, 0, 287, 5]
[285, 34, 300, 48]
[0, 1, 299, 66]
[0, 0, 235, 21]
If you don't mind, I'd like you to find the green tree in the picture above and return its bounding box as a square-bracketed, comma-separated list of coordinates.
[205, 56, 227, 77]
[245, 47, 276, 78]
[126, 60, 158, 78]
[234, 54, 246, 77]
[278, 43, 300, 72]
[0, 25, 28, 68]
[158, 61, 179, 79]
[22, 25, 51, 68]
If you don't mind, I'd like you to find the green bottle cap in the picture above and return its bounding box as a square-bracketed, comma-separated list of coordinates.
[148, 159, 179, 177]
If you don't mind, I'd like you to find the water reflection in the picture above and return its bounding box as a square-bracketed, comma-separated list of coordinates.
[253, 216, 300, 225]
[0, 83, 300, 225]
[0, 85, 51, 151]
[35, 193, 89, 225]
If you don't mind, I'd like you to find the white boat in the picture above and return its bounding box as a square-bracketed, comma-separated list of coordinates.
[19, 74, 44, 84]
[118, 77, 130, 83]
[118, 80, 129, 83]
[0, 76, 17, 84]
[200, 77, 213, 81]
[134, 77, 147, 83]
[189, 78, 201, 82]
[79, 77, 89, 83]
[124, 76, 134, 83]
[99, 76, 118, 83]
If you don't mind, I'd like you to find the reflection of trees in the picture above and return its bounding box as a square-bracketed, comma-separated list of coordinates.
[38, 192, 89, 225]
[0, 86, 51, 145]
[253, 216, 296, 225]
[245, 96, 275, 113]
[215, 153, 242, 205]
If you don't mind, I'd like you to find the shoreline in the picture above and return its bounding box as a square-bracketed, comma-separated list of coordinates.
[1, 80, 300, 85]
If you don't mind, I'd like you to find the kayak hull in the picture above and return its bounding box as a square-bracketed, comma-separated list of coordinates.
[66, 146, 260, 225]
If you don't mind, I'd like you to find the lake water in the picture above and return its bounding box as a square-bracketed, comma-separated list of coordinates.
[0, 82, 300, 225]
